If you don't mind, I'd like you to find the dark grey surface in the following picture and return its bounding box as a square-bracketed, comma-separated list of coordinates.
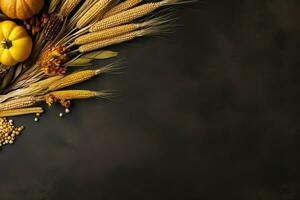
[1, 1, 300, 199]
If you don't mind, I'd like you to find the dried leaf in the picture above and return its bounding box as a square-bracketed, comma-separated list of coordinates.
[84, 50, 118, 60]
[66, 50, 118, 67]
[11, 65, 24, 82]
[0, 67, 15, 91]
[66, 57, 93, 66]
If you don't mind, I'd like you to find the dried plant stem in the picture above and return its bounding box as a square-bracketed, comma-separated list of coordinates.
[49, 0, 62, 14]
[66, 0, 99, 31]
[61, 26, 90, 46]
[0, 75, 63, 103]
[0, 107, 44, 117]
[6, 69, 45, 92]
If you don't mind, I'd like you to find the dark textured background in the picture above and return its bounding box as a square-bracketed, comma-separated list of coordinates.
[1, 0, 300, 199]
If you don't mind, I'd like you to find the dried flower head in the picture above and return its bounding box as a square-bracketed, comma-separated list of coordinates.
[39, 45, 69, 76]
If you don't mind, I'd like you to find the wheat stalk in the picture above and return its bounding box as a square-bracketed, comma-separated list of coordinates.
[79, 21, 172, 52]
[104, 0, 142, 18]
[75, 14, 172, 45]
[76, 0, 113, 29]
[90, 0, 186, 32]
[59, 0, 82, 17]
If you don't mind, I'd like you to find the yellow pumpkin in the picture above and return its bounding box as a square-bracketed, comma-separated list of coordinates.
[0, 21, 33, 66]
[0, 0, 44, 20]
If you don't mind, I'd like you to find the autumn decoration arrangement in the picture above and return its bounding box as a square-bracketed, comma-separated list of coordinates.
[0, 0, 188, 148]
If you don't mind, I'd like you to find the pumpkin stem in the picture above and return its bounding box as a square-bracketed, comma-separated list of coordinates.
[1, 39, 12, 49]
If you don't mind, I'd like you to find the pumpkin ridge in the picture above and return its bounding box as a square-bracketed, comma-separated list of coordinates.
[18, 1, 29, 19]
[8, 0, 16, 19]
[15, 0, 20, 19]
[1, 50, 17, 66]
[3, 21, 19, 39]
[9, 47, 24, 62]
[8, 27, 23, 41]
[22, 0, 35, 16]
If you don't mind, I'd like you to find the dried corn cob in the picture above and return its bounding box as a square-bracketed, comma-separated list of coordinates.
[48, 64, 117, 91]
[0, 107, 44, 118]
[76, 0, 112, 29]
[30, 75, 64, 88]
[48, 70, 98, 91]
[59, 0, 81, 17]
[90, 0, 182, 32]
[46, 90, 103, 100]
[45, 90, 111, 107]
[44, 14, 64, 40]
[79, 28, 151, 52]
[75, 15, 169, 45]
[0, 97, 37, 111]
[104, 0, 142, 18]
[75, 23, 138, 45]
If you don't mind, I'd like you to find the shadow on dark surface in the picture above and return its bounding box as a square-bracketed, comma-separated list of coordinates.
[0, 0, 300, 199]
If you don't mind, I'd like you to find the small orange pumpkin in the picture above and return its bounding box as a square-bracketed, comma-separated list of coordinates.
[0, 0, 44, 20]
